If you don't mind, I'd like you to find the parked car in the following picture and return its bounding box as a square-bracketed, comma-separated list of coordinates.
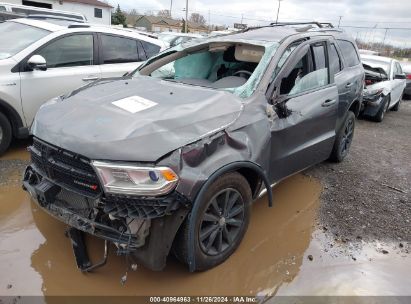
[400, 61, 411, 98]
[158, 32, 203, 47]
[23, 22, 363, 272]
[361, 55, 406, 122]
[0, 18, 166, 154]
[0, 2, 86, 22]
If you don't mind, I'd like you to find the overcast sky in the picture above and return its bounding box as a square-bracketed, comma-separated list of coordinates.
[109, 0, 411, 47]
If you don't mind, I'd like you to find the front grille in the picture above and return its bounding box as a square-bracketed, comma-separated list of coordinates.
[30, 137, 101, 197]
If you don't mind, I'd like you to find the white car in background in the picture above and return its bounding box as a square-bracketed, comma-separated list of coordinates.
[361, 54, 406, 122]
[0, 18, 166, 154]
[157, 32, 203, 47]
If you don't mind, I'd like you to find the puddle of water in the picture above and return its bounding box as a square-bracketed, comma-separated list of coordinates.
[276, 229, 411, 296]
[0, 139, 31, 161]
[0, 174, 321, 297]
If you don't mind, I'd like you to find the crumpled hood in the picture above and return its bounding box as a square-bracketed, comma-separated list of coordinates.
[32, 76, 243, 162]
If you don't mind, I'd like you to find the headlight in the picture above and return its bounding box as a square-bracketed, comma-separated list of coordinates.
[363, 88, 383, 97]
[92, 161, 179, 196]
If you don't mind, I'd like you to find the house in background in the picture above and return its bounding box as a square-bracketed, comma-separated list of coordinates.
[134, 15, 208, 34]
[2, 0, 112, 24]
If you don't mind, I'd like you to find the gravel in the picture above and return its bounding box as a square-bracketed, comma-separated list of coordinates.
[307, 100, 411, 244]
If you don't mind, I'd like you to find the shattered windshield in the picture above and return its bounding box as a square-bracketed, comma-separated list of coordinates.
[135, 41, 278, 98]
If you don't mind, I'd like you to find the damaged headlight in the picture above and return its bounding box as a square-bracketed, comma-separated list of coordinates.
[92, 161, 179, 196]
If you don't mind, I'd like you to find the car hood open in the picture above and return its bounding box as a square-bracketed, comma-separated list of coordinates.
[32, 76, 243, 162]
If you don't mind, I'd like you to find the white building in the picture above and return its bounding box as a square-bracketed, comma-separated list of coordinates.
[4, 0, 112, 24]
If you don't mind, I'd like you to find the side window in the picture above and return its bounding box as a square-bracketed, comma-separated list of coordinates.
[37, 34, 93, 68]
[101, 35, 140, 64]
[280, 42, 329, 96]
[337, 40, 360, 67]
[140, 40, 161, 58]
[0, 6, 6, 11]
[329, 43, 342, 75]
[94, 8, 102, 18]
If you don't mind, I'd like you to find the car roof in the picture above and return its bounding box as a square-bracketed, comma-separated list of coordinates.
[10, 18, 165, 47]
[361, 54, 393, 63]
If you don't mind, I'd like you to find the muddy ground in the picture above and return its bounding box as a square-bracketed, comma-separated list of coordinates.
[0, 101, 410, 299]
[307, 100, 411, 248]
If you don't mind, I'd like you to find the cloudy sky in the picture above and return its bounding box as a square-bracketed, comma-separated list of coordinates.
[108, 0, 411, 47]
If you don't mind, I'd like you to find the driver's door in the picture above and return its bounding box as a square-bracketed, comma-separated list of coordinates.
[268, 40, 339, 182]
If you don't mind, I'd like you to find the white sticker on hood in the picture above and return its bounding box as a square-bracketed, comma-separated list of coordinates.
[112, 96, 157, 114]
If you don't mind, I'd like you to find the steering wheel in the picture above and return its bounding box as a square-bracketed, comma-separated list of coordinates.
[233, 70, 253, 79]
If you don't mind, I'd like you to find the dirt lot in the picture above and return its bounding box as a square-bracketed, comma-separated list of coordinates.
[0, 101, 410, 299]
[308, 100, 411, 246]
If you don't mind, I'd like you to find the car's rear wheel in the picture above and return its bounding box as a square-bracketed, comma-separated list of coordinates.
[0, 112, 12, 156]
[329, 111, 355, 163]
[173, 172, 252, 271]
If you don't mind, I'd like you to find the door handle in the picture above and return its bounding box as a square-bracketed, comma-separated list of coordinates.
[322, 99, 337, 107]
[345, 82, 353, 88]
[82, 76, 99, 81]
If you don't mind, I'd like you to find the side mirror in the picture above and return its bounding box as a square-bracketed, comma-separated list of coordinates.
[394, 73, 406, 80]
[27, 55, 47, 71]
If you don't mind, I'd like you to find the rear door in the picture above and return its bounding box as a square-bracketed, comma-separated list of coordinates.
[391, 61, 406, 105]
[98, 34, 147, 78]
[20, 33, 101, 126]
[268, 40, 338, 182]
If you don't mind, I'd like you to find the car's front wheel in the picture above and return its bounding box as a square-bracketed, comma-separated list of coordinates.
[373, 95, 390, 122]
[0, 112, 12, 156]
[174, 172, 252, 271]
[391, 97, 401, 112]
[329, 111, 355, 163]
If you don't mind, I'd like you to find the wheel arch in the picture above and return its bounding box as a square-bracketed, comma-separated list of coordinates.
[348, 98, 361, 117]
[0, 98, 26, 138]
[186, 161, 273, 272]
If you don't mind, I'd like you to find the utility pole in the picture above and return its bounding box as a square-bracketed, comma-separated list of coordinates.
[275, 0, 282, 24]
[381, 28, 388, 50]
[208, 9, 211, 33]
[184, 0, 188, 33]
[337, 15, 343, 28]
[241, 13, 243, 25]
[169, 0, 172, 17]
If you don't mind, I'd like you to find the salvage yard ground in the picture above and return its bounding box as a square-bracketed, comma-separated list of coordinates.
[0, 101, 410, 298]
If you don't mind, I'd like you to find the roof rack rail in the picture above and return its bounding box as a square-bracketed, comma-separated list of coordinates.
[67, 24, 90, 28]
[269, 21, 334, 28]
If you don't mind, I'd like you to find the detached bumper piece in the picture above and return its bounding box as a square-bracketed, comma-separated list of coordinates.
[67, 228, 108, 272]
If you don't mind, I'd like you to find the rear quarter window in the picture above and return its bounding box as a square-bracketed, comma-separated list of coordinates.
[337, 40, 360, 67]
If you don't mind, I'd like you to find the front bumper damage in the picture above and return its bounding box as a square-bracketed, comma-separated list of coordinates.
[361, 93, 388, 117]
[23, 139, 190, 271]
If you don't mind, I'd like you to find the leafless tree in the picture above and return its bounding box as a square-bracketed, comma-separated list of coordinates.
[157, 9, 171, 18]
[126, 9, 140, 25]
[189, 13, 206, 25]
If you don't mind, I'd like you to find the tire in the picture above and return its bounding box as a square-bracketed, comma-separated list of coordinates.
[173, 172, 252, 271]
[373, 95, 390, 122]
[329, 111, 355, 163]
[391, 97, 401, 112]
[0, 112, 12, 156]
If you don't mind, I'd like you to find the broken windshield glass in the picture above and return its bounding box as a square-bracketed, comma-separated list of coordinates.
[136, 41, 278, 98]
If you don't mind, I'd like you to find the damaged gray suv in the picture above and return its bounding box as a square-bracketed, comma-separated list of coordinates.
[23, 22, 364, 272]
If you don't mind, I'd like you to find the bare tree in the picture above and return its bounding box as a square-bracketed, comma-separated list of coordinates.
[189, 13, 206, 25]
[157, 9, 171, 18]
[144, 10, 155, 16]
[125, 9, 140, 26]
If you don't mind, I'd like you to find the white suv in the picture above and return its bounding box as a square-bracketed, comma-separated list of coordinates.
[0, 18, 167, 154]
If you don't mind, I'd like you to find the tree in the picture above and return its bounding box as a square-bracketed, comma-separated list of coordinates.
[125, 9, 140, 26]
[189, 13, 206, 25]
[181, 19, 189, 33]
[111, 5, 127, 27]
[157, 9, 171, 18]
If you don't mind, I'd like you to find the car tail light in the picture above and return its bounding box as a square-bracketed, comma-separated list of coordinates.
[406, 74, 411, 80]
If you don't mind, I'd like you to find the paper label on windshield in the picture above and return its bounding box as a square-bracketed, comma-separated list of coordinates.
[112, 96, 157, 114]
